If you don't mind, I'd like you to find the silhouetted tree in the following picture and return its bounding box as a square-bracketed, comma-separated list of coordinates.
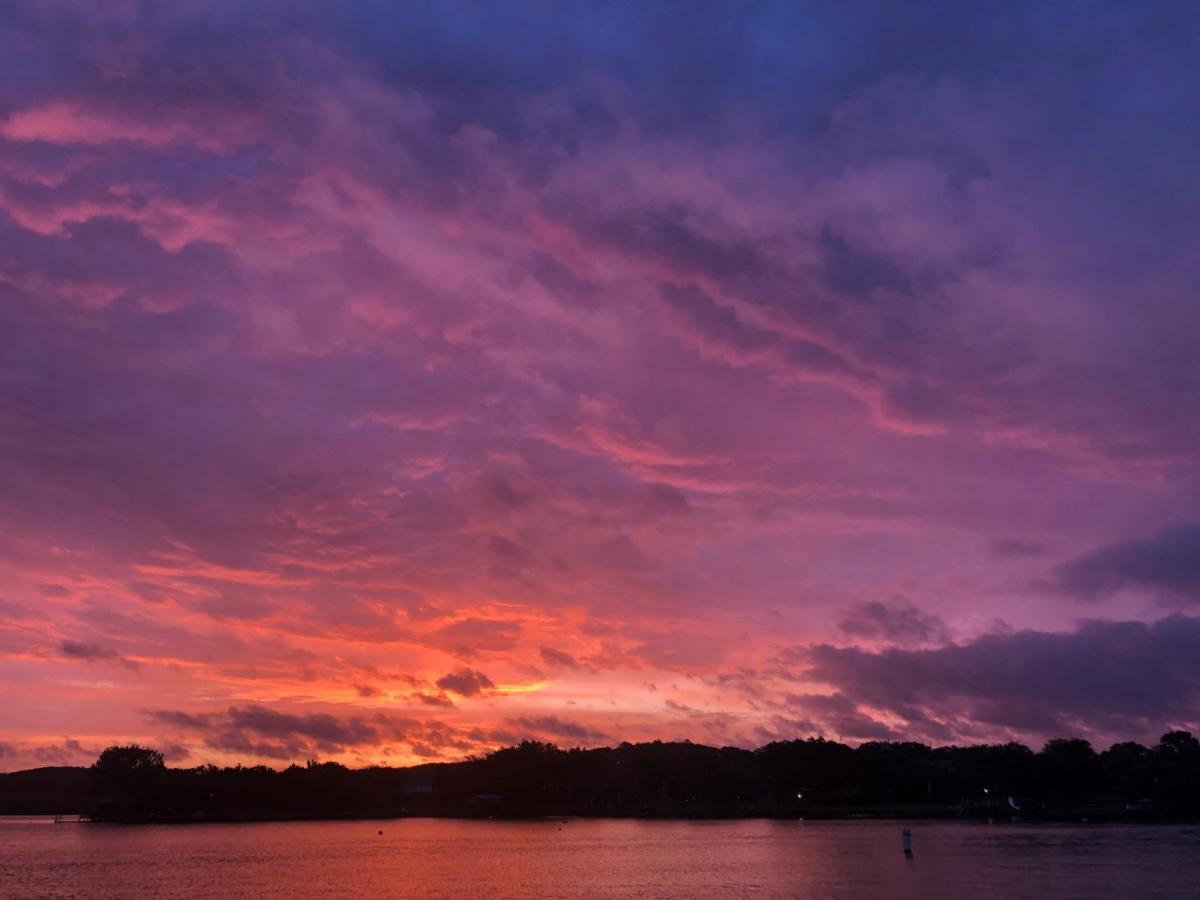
[1101, 741, 1151, 799]
[1157, 730, 1200, 759]
[91, 745, 166, 819]
[55, 732, 1200, 823]
[1039, 738, 1102, 803]
[1152, 731, 1200, 812]
[93, 745, 165, 773]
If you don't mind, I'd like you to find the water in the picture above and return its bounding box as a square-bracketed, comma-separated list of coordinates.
[2, 817, 1199, 899]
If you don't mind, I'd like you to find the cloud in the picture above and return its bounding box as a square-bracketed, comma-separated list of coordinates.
[414, 692, 454, 708]
[433, 619, 522, 656]
[58, 639, 139, 670]
[434, 668, 495, 697]
[507, 715, 609, 745]
[144, 705, 467, 761]
[0, 0, 1198, 761]
[837, 600, 950, 646]
[160, 743, 192, 763]
[798, 614, 1200, 744]
[539, 646, 581, 669]
[148, 710, 214, 730]
[0, 739, 98, 770]
[225, 705, 381, 747]
[32, 739, 97, 766]
[991, 538, 1048, 559]
[1049, 524, 1200, 603]
[781, 692, 902, 742]
[0, 102, 248, 150]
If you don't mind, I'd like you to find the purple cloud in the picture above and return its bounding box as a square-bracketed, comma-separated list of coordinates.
[798, 615, 1200, 744]
[435, 669, 495, 697]
[0, 1, 1197, 761]
[837, 600, 950, 647]
[1049, 524, 1200, 604]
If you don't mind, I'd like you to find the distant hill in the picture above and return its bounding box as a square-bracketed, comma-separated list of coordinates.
[0, 767, 92, 814]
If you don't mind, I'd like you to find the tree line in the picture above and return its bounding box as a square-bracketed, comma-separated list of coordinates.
[69, 730, 1200, 822]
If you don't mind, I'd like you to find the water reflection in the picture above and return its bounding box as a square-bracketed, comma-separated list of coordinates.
[2, 817, 1199, 899]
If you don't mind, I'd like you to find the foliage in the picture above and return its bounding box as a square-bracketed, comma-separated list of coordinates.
[69, 732, 1200, 822]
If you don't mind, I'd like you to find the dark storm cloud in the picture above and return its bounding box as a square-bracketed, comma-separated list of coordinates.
[1049, 524, 1200, 603]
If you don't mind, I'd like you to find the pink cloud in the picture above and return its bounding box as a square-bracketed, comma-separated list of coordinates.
[0, 2, 1197, 768]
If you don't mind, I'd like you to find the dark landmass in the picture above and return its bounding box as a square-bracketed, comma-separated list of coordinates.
[0, 766, 92, 815]
[3, 732, 1199, 823]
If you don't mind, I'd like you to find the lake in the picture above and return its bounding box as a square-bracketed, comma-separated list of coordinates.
[2, 817, 1199, 898]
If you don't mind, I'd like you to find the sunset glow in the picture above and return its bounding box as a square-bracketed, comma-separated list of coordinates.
[2, 2, 1199, 771]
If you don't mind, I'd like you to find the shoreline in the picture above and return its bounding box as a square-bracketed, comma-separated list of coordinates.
[10, 810, 1198, 827]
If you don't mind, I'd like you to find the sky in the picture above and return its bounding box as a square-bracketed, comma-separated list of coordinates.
[1, 1, 1199, 771]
